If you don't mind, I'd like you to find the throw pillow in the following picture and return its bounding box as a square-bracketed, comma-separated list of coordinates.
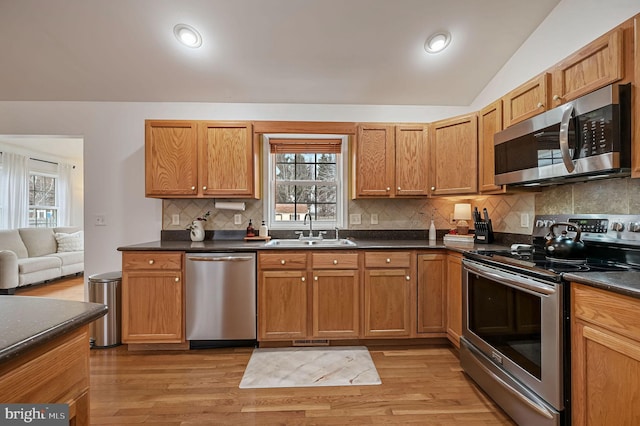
[55, 231, 84, 252]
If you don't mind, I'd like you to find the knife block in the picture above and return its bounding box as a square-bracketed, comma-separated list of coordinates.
[474, 220, 494, 244]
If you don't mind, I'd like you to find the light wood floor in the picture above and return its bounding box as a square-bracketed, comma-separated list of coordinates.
[16, 278, 515, 425]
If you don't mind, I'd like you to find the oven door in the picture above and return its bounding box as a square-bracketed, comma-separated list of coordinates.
[462, 259, 563, 411]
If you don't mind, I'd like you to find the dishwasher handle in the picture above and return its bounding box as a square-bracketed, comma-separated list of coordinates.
[187, 255, 254, 262]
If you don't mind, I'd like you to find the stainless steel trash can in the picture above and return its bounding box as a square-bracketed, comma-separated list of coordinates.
[88, 271, 122, 348]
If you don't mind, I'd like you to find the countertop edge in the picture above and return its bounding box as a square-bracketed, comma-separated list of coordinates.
[0, 302, 108, 364]
[564, 271, 640, 299]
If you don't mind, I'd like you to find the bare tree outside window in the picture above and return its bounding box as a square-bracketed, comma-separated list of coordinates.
[29, 174, 58, 227]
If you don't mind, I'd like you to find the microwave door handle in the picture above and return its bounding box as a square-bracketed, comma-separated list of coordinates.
[559, 103, 575, 173]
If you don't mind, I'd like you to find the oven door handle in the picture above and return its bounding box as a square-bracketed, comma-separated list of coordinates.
[463, 260, 556, 296]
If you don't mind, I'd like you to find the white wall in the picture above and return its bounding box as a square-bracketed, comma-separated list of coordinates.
[0, 0, 638, 284]
[471, 0, 640, 109]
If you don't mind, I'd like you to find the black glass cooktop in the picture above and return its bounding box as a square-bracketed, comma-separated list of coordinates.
[465, 248, 638, 282]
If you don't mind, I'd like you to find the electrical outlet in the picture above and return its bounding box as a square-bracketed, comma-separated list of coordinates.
[349, 213, 361, 225]
[370, 213, 378, 225]
[234, 214, 243, 225]
[171, 214, 180, 225]
[521, 213, 529, 228]
[94, 214, 106, 226]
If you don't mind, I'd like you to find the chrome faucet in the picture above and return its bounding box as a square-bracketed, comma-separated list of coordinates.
[303, 213, 313, 238]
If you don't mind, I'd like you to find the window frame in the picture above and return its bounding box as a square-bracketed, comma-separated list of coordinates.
[28, 171, 59, 228]
[262, 134, 348, 231]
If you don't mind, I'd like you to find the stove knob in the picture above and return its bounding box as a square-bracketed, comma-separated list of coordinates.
[611, 222, 625, 232]
[629, 222, 640, 232]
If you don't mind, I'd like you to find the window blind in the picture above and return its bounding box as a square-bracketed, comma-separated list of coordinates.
[269, 138, 342, 154]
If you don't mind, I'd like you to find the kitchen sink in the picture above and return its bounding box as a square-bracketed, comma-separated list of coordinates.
[264, 238, 357, 247]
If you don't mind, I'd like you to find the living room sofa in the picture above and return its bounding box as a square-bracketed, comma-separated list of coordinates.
[0, 227, 84, 294]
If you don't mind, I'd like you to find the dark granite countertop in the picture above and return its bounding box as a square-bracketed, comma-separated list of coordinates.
[117, 238, 509, 253]
[564, 272, 640, 299]
[0, 297, 107, 363]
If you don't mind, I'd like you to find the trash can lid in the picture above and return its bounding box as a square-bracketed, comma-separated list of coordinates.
[88, 271, 122, 282]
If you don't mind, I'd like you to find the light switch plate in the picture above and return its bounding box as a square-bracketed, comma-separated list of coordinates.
[350, 213, 361, 225]
[234, 214, 243, 225]
[171, 214, 180, 225]
[370, 213, 378, 225]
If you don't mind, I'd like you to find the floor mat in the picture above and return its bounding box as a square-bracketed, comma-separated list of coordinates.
[239, 346, 381, 389]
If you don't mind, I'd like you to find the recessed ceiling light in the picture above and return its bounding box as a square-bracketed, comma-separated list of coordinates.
[173, 24, 202, 48]
[424, 31, 451, 54]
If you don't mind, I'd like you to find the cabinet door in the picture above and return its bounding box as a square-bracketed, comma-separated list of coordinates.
[446, 253, 462, 348]
[145, 120, 199, 197]
[363, 269, 411, 337]
[258, 270, 308, 340]
[122, 270, 184, 343]
[429, 114, 478, 196]
[502, 73, 550, 127]
[478, 100, 504, 193]
[312, 269, 359, 338]
[417, 253, 446, 335]
[355, 124, 395, 197]
[395, 125, 429, 196]
[551, 29, 623, 107]
[200, 121, 255, 197]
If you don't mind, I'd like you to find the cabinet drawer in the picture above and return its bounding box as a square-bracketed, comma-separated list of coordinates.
[365, 251, 411, 268]
[259, 252, 307, 269]
[312, 252, 359, 269]
[572, 283, 640, 342]
[122, 251, 183, 270]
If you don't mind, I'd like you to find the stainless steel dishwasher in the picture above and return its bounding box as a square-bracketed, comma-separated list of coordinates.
[185, 252, 256, 346]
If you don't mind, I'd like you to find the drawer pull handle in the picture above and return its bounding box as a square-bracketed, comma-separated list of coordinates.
[333, 260, 338, 265]
[553, 94, 561, 101]
[386, 187, 391, 191]
[202, 186, 207, 190]
[191, 186, 196, 191]
[431, 186, 436, 191]
[281, 260, 286, 265]
[301, 277, 306, 282]
[397, 187, 401, 191]
[148, 259, 155, 265]
[537, 102, 544, 108]
[386, 258, 391, 263]
[175, 277, 180, 282]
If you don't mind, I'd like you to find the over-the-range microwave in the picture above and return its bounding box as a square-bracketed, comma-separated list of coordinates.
[494, 83, 631, 187]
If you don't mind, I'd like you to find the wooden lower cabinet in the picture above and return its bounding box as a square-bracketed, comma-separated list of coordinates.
[446, 252, 463, 348]
[363, 251, 414, 337]
[258, 251, 360, 341]
[0, 326, 91, 425]
[122, 251, 184, 344]
[571, 282, 640, 425]
[417, 252, 447, 336]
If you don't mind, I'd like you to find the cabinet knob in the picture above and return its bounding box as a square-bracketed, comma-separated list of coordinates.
[386, 187, 391, 191]
[406, 275, 410, 281]
[174, 277, 180, 282]
[553, 94, 561, 101]
[280, 260, 286, 265]
[431, 186, 436, 191]
[333, 259, 338, 265]
[536, 102, 544, 108]
[397, 187, 401, 191]
[301, 276, 306, 282]
[148, 259, 154, 265]
[191, 186, 196, 191]
[314, 276, 318, 281]
[386, 258, 391, 263]
[202, 186, 207, 190]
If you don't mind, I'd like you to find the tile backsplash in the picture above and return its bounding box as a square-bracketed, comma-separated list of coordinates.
[163, 193, 537, 235]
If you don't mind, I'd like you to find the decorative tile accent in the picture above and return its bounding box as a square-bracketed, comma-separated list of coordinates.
[239, 346, 381, 389]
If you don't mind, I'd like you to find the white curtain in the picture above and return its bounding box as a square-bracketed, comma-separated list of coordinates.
[56, 162, 74, 227]
[0, 152, 30, 229]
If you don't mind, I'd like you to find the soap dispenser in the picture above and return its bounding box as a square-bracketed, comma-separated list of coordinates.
[246, 219, 255, 237]
[259, 220, 269, 237]
[429, 217, 437, 243]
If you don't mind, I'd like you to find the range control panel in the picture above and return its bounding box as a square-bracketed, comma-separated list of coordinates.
[533, 214, 640, 246]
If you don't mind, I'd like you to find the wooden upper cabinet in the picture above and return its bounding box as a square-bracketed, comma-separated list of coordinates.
[145, 120, 257, 198]
[200, 121, 254, 197]
[429, 113, 478, 196]
[478, 100, 504, 193]
[551, 28, 624, 107]
[502, 73, 550, 127]
[145, 120, 199, 197]
[395, 125, 429, 196]
[355, 124, 395, 197]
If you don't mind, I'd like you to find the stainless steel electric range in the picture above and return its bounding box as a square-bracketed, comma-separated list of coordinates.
[461, 214, 640, 426]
